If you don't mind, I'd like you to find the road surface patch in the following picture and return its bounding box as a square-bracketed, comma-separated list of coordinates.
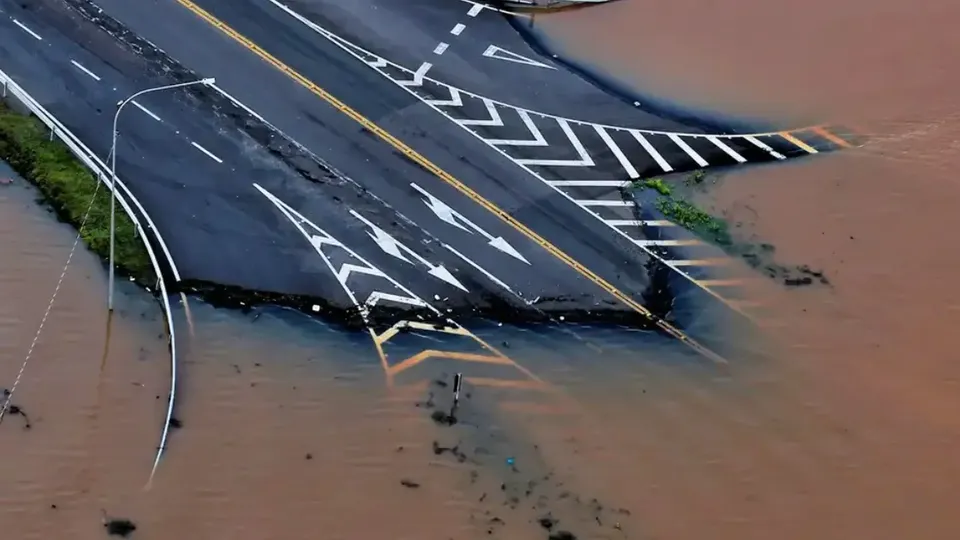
[174, 0, 729, 364]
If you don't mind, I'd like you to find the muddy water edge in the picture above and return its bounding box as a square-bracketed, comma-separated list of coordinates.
[535, 1, 960, 539]
[1, 160, 659, 540]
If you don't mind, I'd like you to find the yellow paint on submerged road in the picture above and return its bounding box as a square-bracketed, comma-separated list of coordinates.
[174, 0, 728, 364]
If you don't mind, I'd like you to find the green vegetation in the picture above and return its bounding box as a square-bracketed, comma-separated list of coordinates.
[631, 177, 673, 196]
[655, 197, 732, 246]
[0, 102, 152, 282]
[686, 169, 706, 186]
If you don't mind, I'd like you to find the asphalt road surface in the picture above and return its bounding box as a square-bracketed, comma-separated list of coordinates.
[0, 0, 849, 362]
[0, 0, 714, 329]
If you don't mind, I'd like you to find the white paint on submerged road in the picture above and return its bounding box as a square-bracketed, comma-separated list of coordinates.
[744, 135, 786, 160]
[70, 60, 101, 81]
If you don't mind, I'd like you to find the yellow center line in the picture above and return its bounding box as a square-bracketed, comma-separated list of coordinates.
[175, 0, 727, 364]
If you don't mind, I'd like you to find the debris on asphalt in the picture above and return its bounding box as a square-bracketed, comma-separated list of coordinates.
[400, 479, 420, 489]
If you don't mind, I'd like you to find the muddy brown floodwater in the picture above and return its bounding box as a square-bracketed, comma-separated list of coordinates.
[4, 1, 960, 538]
[537, 1, 960, 539]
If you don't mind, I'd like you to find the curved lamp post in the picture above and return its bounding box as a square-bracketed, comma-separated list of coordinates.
[108, 77, 215, 310]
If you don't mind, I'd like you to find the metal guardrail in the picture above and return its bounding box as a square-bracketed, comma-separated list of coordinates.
[0, 68, 179, 483]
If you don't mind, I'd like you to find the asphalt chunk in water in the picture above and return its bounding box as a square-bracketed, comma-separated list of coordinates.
[400, 479, 421, 489]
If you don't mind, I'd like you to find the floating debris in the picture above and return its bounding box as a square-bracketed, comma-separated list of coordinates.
[104, 518, 137, 537]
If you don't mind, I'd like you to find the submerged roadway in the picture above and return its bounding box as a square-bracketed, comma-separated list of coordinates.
[0, 0, 851, 366]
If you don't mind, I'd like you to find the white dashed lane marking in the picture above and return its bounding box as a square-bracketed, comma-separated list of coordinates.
[466, 3, 484, 16]
[433, 42, 449, 55]
[450, 23, 465, 36]
[13, 19, 42, 40]
[132, 100, 162, 122]
[190, 141, 223, 163]
[70, 60, 101, 81]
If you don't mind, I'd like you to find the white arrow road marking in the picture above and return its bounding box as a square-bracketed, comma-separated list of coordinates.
[254, 183, 428, 313]
[410, 182, 531, 265]
[349, 210, 469, 292]
[482, 45, 556, 70]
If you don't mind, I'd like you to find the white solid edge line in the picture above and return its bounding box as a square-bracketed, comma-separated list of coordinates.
[576, 199, 633, 207]
[12, 19, 42, 41]
[606, 219, 675, 227]
[70, 60, 101, 81]
[548, 180, 629, 187]
[443, 243, 519, 299]
[190, 141, 223, 163]
[132, 100, 162, 122]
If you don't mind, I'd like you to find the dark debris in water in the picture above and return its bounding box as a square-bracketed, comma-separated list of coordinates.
[104, 518, 137, 537]
[430, 409, 458, 426]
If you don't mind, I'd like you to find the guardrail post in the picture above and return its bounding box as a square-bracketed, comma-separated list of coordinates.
[2, 81, 6, 98]
[49, 126, 54, 141]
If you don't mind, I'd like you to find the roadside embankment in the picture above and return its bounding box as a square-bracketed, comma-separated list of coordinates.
[0, 101, 152, 283]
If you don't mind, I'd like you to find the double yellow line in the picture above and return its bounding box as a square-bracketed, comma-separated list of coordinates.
[176, 0, 727, 364]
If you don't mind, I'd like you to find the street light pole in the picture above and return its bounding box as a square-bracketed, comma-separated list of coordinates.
[108, 77, 215, 311]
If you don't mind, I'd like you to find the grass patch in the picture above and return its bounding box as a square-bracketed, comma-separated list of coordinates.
[655, 196, 732, 246]
[631, 177, 672, 196]
[0, 101, 152, 282]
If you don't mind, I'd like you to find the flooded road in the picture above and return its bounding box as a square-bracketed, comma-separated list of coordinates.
[538, 1, 960, 538]
[4, 0, 960, 537]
